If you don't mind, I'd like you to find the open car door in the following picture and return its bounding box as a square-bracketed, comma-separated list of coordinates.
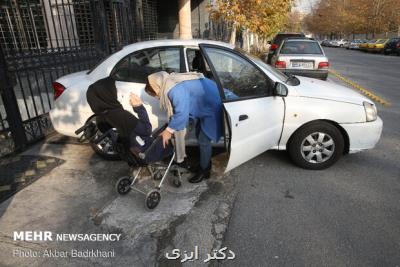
[199, 44, 286, 172]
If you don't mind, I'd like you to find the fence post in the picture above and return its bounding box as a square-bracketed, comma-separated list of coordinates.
[0, 45, 27, 150]
[93, 0, 111, 55]
[134, 0, 145, 41]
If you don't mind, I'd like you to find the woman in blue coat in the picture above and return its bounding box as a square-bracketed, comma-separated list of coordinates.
[145, 71, 223, 183]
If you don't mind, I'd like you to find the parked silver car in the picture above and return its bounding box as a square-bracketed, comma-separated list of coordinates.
[270, 39, 329, 80]
[347, 39, 366, 50]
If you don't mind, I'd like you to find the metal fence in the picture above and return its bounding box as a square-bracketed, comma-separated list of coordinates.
[0, 0, 158, 156]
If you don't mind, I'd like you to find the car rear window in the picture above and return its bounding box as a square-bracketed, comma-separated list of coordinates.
[280, 41, 323, 55]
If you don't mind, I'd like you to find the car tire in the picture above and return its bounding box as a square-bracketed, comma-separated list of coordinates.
[288, 121, 344, 170]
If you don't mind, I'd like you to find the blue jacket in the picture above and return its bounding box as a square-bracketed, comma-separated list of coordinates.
[167, 78, 223, 142]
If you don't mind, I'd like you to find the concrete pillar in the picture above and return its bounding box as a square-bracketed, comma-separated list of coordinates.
[178, 0, 192, 39]
[42, 0, 79, 49]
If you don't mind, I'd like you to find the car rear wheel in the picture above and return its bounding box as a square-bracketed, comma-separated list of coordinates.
[288, 122, 344, 170]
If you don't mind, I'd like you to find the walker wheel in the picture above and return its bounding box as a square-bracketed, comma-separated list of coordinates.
[153, 171, 163, 181]
[145, 190, 161, 210]
[115, 176, 132, 195]
[172, 177, 182, 188]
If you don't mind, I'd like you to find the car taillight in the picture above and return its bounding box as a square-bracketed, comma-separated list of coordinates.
[53, 82, 65, 100]
[396, 42, 400, 48]
[270, 44, 278, 50]
[275, 60, 286, 69]
[318, 62, 329, 69]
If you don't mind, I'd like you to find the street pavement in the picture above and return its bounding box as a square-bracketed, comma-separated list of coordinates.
[0, 137, 234, 266]
[222, 48, 400, 267]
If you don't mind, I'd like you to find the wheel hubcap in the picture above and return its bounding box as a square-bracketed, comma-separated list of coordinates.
[300, 132, 335, 164]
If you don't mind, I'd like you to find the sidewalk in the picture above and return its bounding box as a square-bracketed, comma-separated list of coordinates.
[0, 134, 236, 266]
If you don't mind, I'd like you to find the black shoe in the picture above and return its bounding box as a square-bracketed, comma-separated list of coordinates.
[188, 163, 212, 183]
[188, 169, 211, 183]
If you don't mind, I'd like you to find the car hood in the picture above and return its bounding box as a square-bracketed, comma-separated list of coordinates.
[56, 70, 90, 88]
[292, 76, 371, 105]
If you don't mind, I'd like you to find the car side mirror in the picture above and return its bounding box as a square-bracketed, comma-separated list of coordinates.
[273, 82, 288, 97]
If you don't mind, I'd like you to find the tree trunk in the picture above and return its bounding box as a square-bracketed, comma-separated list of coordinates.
[178, 0, 192, 39]
[242, 29, 250, 52]
[229, 22, 237, 45]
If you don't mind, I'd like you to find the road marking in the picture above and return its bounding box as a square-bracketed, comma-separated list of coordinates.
[329, 69, 391, 107]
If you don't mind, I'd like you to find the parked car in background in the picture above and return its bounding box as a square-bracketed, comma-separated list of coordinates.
[267, 32, 306, 63]
[321, 40, 332, 47]
[270, 39, 329, 80]
[343, 40, 351, 49]
[383, 37, 400, 55]
[369, 39, 389, 53]
[360, 40, 375, 51]
[336, 39, 349, 47]
[397, 42, 400, 56]
[329, 40, 340, 47]
[49, 39, 382, 170]
[366, 39, 380, 52]
[347, 39, 366, 50]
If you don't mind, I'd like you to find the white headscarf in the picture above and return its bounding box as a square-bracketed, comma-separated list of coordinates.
[147, 71, 204, 117]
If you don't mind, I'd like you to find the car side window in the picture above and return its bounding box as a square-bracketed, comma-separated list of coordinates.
[112, 47, 181, 83]
[203, 47, 273, 99]
[186, 48, 214, 80]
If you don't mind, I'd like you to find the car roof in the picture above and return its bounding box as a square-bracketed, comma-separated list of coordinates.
[275, 32, 305, 36]
[283, 38, 317, 43]
[122, 39, 234, 52]
[88, 39, 234, 79]
[272, 33, 305, 43]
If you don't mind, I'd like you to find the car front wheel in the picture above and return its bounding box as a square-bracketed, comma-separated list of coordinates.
[288, 122, 344, 170]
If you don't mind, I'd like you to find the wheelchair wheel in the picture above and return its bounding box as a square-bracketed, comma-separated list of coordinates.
[145, 190, 161, 210]
[116, 176, 132, 195]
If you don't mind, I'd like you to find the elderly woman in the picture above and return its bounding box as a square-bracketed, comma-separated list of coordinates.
[86, 76, 171, 162]
[145, 71, 223, 183]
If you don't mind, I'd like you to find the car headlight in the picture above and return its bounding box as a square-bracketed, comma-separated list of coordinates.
[363, 101, 377, 122]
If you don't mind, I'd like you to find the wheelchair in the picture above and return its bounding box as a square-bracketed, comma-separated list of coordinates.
[75, 115, 183, 210]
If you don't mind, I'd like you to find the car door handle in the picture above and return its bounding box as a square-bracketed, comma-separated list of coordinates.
[238, 114, 248, 121]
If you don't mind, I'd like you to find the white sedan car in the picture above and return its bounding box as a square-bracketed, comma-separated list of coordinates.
[49, 39, 382, 171]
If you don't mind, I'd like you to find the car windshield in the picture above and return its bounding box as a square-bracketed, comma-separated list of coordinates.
[280, 41, 323, 55]
[234, 47, 289, 82]
[377, 39, 387, 44]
